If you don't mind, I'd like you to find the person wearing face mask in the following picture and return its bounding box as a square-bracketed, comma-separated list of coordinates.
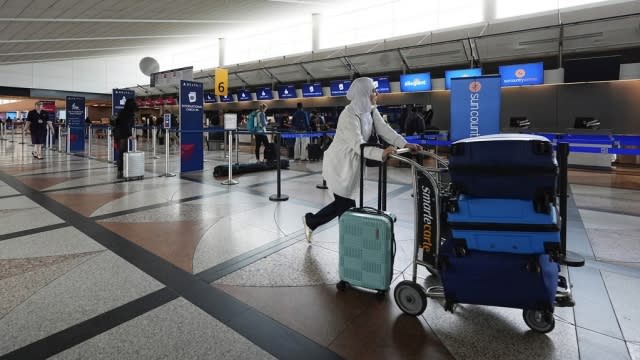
[25, 101, 51, 160]
[301, 77, 423, 242]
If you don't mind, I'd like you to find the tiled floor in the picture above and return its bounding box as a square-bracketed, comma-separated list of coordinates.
[1, 137, 639, 359]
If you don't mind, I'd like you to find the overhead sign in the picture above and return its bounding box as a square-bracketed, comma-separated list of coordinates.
[499, 62, 544, 87]
[450, 75, 501, 142]
[163, 113, 171, 129]
[445, 68, 483, 90]
[255, 87, 273, 100]
[204, 93, 217, 103]
[214, 68, 229, 96]
[372, 77, 391, 93]
[278, 85, 296, 99]
[179, 80, 204, 172]
[66, 96, 85, 152]
[220, 95, 233, 102]
[400, 73, 432, 92]
[151, 66, 193, 87]
[302, 83, 323, 97]
[330, 80, 352, 96]
[237, 89, 252, 101]
[112, 89, 135, 117]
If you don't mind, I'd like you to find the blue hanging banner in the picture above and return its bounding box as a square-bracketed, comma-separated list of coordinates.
[179, 80, 204, 172]
[450, 75, 501, 142]
[66, 96, 85, 152]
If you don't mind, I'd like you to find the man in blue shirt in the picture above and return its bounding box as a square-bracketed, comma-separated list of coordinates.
[292, 102, 310, 160]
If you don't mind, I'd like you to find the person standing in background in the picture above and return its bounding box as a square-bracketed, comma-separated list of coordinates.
[254, 103, 269, 162]
[114, 99, 137, 179]
[292, 102, 310, 160]
[25, 101, 51, 160]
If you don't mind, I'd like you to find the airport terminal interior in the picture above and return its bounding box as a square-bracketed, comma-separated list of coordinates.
[2, 0, 640, 359]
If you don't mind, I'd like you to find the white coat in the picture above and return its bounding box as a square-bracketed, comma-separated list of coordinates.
[322, 105, 407, 199]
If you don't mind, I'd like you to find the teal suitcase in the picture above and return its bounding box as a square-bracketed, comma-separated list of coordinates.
[339, 208, 395, 293]
[337, 143, 395, 295]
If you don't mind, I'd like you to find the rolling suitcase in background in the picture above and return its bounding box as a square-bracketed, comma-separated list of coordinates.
[448, 134, 558, 201]
[337, 144, 395, 297]
[446, 195, 561, 255]
[123, 139, 144, 181]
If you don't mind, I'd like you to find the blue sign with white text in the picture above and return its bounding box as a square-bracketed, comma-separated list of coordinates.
[499, 62, 544, 87]
[372, 77, 391, 93]
[255, 87, 273, 100]
[445, 68, 483, 90]
[220, 95, 233, 102]
[278, 85, 297, 99]
[66, 96, 85, 152]
[237, 89, 252, 101]
[450, 75, 501, 142]
[204, 93, 217, 103]
[330, 80, 352, 96]
[400, 73, 432, 92]
[302, 83, 323, 97]
[179, 80, 204, 172]
[112, 89, 135, 117]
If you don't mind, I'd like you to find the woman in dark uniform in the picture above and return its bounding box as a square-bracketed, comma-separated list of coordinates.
[25, 101, 51, 159]
[114, 99, 137, 179]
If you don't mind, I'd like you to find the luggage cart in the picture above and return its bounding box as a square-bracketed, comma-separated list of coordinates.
[390, 150, 576, 334]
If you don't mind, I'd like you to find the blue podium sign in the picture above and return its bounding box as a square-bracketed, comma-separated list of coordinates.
[450, 75, 501, 142]
[66, 96, 85, 152]
[179, 80, 204, 172]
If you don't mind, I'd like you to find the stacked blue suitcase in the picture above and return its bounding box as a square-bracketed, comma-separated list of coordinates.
[440, 134, 562, 329]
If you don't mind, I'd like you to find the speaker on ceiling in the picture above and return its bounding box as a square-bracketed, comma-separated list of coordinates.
[139, 57, 160, 76]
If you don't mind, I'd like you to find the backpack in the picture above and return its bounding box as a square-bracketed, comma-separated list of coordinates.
[246, 111, 257, 132]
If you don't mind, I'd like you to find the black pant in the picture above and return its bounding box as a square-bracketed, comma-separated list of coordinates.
[255, 133, 269, 160]
[117, 138, 129, 172]
[306, 193, 355, 230]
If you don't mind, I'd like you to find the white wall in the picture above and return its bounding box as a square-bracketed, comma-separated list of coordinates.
[0, 56, 151, 94]
[620, 63, 640, 80]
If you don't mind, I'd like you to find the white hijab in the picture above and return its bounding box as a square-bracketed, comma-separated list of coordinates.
[346, 77, 375, 115]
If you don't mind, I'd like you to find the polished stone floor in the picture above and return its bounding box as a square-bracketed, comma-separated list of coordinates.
[0, 136, 639, 359]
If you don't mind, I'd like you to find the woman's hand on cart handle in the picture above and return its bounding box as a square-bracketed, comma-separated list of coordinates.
[382, 146, 396, 161]
[404, 143, 423, 153]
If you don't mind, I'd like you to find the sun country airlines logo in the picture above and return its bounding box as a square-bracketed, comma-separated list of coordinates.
[469, 81, 482, 93]
[515, 69, 526, 78]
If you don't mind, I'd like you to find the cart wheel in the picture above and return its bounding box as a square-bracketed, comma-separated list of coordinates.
[336, 280, 348, 291]
[523, 309, 555, 333]
[394, 280, 427, 316]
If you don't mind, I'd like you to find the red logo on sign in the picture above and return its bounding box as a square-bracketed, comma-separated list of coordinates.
[515, 69, 526, 78]
[469, 81, 482, 92]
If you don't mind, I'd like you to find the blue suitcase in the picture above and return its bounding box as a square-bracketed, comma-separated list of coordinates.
[448, 134, 557, 200]
[440, 241, 559, 312]
[447, 195, 561, 254]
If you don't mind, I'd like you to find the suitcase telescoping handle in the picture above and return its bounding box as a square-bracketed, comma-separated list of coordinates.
[359, 143, 388, 211]
[128, 137, 137, 152]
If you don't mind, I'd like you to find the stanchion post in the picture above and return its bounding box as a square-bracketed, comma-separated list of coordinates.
[87, 124, 95, 159]
[66, 126, 71, 154]
[164, 128, 176, 177]
[269, 132, 288, 201]
[58, 126, 63, 152]
[152, 127, 159, 159]
[107, 127, 113, 161]
[222, 129, 239, 185]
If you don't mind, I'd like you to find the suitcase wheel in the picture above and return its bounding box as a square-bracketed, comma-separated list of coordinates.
[394, 280, 427, 316]
[336, 280, 349, 291]
[523, 309, 555, 333]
